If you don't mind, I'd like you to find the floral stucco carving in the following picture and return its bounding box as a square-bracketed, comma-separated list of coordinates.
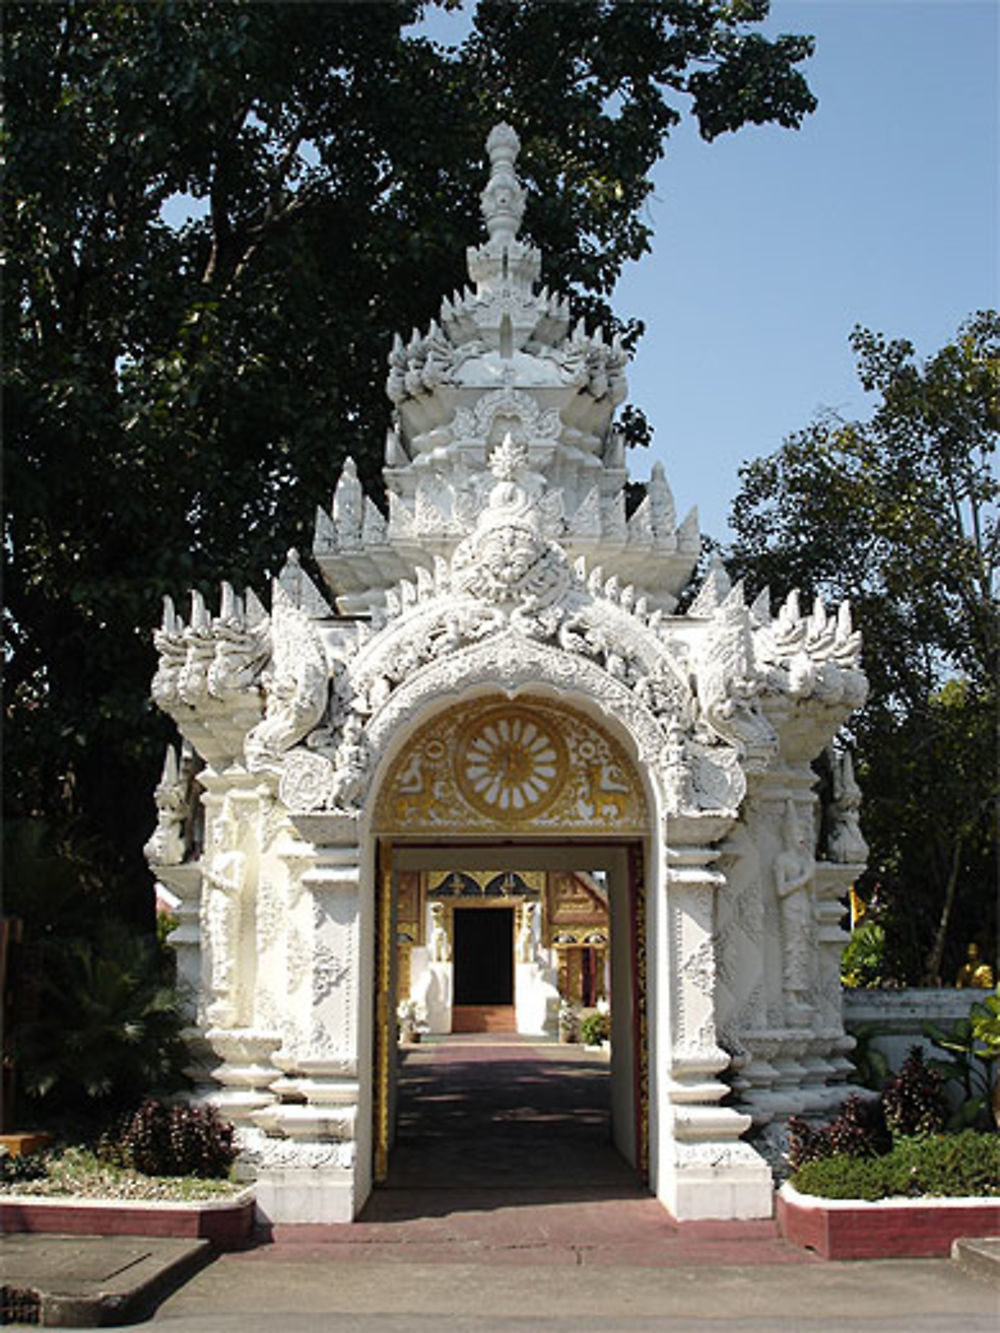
[279, 750, 335, 814]
[673, 1141, 763, 1170]
[200, 796, 254, 1030]
[451, 388, 562, 453]
[680, 935, 717, 998]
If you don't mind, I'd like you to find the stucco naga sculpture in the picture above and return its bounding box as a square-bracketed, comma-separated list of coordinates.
[145, 744, 191, 867]
[827, 749, 868, 865]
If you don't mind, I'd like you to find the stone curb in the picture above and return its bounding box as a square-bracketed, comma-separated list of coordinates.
[952, 1236, 1000, 1288]
[0, 1187, 255, 1246]
[0, 1235, 214, 1327]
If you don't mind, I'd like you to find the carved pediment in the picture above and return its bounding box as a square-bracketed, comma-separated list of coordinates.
[374, 695, 646, 836]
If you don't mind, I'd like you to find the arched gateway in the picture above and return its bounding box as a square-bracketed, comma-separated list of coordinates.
[147, 126, 870, 1227]
[372, 694, 651, 1185]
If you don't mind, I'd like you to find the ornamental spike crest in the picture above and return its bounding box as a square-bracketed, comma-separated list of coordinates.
[488, 431, 528, 482]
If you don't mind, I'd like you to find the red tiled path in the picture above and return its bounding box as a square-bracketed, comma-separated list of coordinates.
[255, 1036, 813, 1268]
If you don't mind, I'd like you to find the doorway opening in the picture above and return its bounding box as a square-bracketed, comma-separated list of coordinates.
[373, 840, 647, 1196]
[454, 905, 514, 1005]
[452, 905, 515, 1031]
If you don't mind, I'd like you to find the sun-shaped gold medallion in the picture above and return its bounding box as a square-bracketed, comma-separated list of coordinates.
[455, 707, 567, 821]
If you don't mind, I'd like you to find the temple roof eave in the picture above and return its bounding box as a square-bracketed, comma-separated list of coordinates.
[312, 527, 699, 618]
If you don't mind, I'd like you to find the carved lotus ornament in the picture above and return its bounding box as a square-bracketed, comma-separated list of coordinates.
[456, 705, 567, 819]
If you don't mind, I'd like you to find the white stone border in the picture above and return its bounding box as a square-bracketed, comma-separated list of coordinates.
[779, 1181, 999, 1211]
[0, 1186, 256, 1212]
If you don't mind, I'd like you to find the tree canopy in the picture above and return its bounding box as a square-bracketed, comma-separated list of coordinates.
[729, 312, 999, 984]
[4, 0, 817, 919]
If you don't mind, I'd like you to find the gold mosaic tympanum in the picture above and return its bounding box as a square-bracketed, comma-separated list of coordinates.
[375, 695, 646, 835]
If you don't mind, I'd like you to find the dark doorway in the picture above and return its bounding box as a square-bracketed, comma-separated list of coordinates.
[453, 908, 513, 1005]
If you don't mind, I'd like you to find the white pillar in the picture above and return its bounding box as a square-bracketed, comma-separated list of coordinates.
[657, 814, 773, 1220]
[251, 815, 365, 1224]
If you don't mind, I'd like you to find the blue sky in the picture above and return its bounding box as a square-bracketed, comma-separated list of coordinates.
[426, 0, 997, 540]
[613, 0, 999, 540]
[164, 3, 997, 542]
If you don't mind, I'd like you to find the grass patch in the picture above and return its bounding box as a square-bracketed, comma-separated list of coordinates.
[0, 1146, 245, 1201]
[790, 1130, 1000, 1201]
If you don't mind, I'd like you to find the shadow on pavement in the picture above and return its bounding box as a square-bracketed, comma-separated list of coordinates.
[361, 1037, 647, 1221]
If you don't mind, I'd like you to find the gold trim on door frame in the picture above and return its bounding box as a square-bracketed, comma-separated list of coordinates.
[373, 841, 393, 1183]
[630, 842, 649, 1180]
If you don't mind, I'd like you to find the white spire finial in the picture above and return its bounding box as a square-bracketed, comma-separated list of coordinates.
[481, 123, 525, 246]
[489, 432, 528, 482]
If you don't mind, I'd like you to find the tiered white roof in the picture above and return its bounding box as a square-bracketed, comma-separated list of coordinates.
[313, 123, 698, 615]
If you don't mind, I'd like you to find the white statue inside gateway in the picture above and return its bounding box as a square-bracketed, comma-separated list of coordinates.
[147, 125, 869, 1226]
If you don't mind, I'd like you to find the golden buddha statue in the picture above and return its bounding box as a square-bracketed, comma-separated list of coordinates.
[955, 942, 995, 989]
[848, 885, 867, 930]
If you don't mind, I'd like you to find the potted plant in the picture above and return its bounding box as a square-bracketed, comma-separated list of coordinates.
[579, 1010, 610, 1049]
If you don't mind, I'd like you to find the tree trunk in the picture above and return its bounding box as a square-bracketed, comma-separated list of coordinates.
[922, 833, 963, 986]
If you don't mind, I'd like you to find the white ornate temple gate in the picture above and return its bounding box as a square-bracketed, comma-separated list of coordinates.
[147, 125, 869, 1225]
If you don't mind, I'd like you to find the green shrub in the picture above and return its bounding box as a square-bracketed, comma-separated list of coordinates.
[791, 1130, 1000, 1200]
[156, 911, 180, 953]
[825, 1094, 892, 1158]
[789, 1050, 949, 1175]
[17, 925, 190, 1127]
[786, 1115, 829, 1170]
[0, 1145, 242, 1199]
[841, 920, 885, 988]
[580, 1012, 610, 1046]
[889, 1131, 1000, 1198]
[925, 988, 1000, 1130]
[969, 985, 1000, 1060]
[791, 1152, 890, 1201]
[100, 1100, 237, 1179]
[846, 1024, 891, 1092]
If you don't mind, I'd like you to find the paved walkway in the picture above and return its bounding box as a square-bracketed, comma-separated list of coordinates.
[258, 1034, 809, 1266]
[4, 1038, 997, 1328]
[150, 1037, 996, 1330]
